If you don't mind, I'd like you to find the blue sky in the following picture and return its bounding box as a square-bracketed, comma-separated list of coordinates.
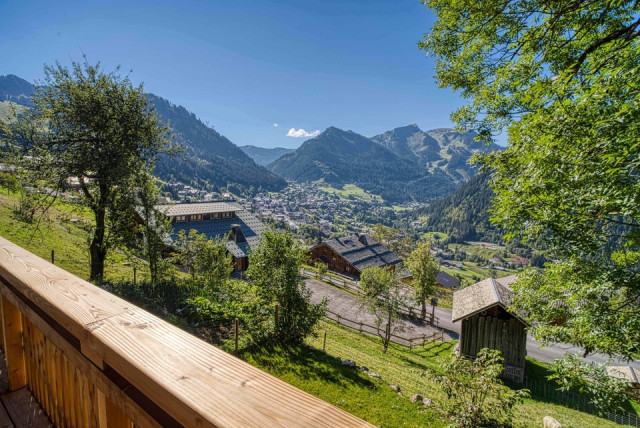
[0, 0, 474, 149]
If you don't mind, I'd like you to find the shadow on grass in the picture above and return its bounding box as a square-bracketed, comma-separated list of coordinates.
[505, 359, 639, 416]
[240, 343, 377, 390]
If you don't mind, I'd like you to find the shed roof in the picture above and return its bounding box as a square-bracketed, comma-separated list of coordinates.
[606, 366, 640, 384]
[436, 271, 460, 289]
[317, 234, 402, 272]
[452, 275, 520, 322]
[156, 202, 241, 217]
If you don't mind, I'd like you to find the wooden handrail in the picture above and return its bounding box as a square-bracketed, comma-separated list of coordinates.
[0, 237, 371, 427]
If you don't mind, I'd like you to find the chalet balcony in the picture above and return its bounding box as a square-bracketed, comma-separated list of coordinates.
[0, 237, 371, 427]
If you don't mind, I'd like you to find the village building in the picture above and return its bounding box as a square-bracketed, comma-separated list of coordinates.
[156, 201, 265, 272]
[309, 233, 402, 277]
[436, 271, 460, 289]
[452, 275, 528, 383]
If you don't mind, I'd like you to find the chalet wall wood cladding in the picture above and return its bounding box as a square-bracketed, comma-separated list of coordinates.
[0, 237, 372, 427]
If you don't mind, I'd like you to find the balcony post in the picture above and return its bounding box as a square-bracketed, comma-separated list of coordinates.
[1, 294, 26, 391]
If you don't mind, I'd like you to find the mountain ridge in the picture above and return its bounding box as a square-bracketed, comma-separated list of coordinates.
[0, 74, 286, 193]
[240, 145, 295, 166]
[371, 124, 501, 183]
[269, 126, 457, 202]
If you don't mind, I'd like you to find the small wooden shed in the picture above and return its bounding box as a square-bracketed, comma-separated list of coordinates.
[452, 275, 527, 383]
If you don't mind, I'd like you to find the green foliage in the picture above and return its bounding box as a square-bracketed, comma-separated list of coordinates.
[421, 0, 640, 360]
[359, 267, 408, 353]
[246, 228, 326, 344]
[406, 240, 439, 320]
[170, 229, 233, 291]
[5, 59, 171, 283]
[371, 223, 413, 258]
[430, 348, 529, 428]
[134, 169, 174, 285]
[549, 355, 632, 414]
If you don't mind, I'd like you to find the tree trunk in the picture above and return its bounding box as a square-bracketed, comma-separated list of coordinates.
[421, 298, 427, 321]
[89, 207, 107, 284]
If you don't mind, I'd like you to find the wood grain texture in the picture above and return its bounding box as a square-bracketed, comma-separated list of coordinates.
[1, 297, 25, 391]
[0, 237, 372, 427]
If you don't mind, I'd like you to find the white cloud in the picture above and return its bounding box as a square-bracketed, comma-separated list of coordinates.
[287, 128, 320, 138]
[273, 123, 279, 127]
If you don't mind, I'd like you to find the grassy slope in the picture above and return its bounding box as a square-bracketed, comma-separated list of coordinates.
[303, 320, 629, 428]
[0, 189, 145, 282]
[318, 183, 383, 203]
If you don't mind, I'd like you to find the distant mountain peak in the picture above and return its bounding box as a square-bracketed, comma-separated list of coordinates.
[371, 125, 500, 184]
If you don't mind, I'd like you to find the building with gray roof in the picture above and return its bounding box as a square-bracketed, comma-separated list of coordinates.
[309, 234, 402, 277]
[160, 201, 265, 271]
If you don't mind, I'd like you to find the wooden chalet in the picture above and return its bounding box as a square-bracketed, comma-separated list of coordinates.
[156, 201, 265, 272]
[452, 275, 528, 383]
[310, 234, 402, 277]
[0, 237, 371, 427]
[436, 271, 460, 290]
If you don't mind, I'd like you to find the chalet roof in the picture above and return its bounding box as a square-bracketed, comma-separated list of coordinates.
[318, 234, 402, 272]
[452, 275, 520, 322]
[436, 271, 460, 289]
[171, 210, 265, 258]
[156, 202, 241, 217]
[607, 366, 640, 384]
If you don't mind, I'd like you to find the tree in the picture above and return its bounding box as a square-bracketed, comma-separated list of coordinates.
[420, 1, 640, 360]
[371, 224, 413, 258]
[246, 228, 326, 344]
[406, 240, 439, 320]
[135, 169, 173, 285]
[429, 348, 529, 428]
[359, 266, 408, 353]
[7, 60, 171, 282]
[171, 229, 232, 290]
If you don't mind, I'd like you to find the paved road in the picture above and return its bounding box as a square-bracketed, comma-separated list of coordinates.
[306, 278, 640, 370]
[305, 279, 450, 343]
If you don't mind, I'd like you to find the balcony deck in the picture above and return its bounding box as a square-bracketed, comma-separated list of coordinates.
[0, 349, 51, 427]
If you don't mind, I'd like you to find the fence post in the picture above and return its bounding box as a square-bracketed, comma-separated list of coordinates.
[234, 317, 239, 355]
[133, 266, 137, 285]
[323, 331, 327, 352]
[51, 249, 54, 264]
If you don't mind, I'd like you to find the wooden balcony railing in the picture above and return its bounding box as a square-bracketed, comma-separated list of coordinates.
[0, 237, 371, 427]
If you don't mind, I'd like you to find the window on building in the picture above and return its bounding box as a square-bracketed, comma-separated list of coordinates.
[191, 214, 202, 221]
[175, 215, 187, 222]
[212, 213, 220, 219]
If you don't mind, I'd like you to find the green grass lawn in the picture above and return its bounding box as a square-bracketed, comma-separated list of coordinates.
[300, 320, 632, 428]
[0, 189, 146, 282]
[318, 183, 383, 203]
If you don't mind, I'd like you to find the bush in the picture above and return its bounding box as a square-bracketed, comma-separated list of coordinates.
[429, 348, 529, 428]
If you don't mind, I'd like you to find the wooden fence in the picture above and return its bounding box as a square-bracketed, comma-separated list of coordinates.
[0, 237, 372, 427]
[303, 269, 441, 328]
[324, 310, 444, 349]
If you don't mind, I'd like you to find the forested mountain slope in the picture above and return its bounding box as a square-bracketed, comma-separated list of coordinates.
[0, 74, 286, 193]
[371, 125, 502, 183]
[269, 127, 456, 202]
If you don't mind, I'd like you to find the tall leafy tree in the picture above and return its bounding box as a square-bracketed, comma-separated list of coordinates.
[406, 240, 439, 320]
[7, 60, 171, 282]
[359, 266, 408, 353]
[247, 228, 326, 344]
[420, 1, 640, 359]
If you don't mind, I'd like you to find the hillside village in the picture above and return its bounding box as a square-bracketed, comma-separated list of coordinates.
[1, 1, 640, 426]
